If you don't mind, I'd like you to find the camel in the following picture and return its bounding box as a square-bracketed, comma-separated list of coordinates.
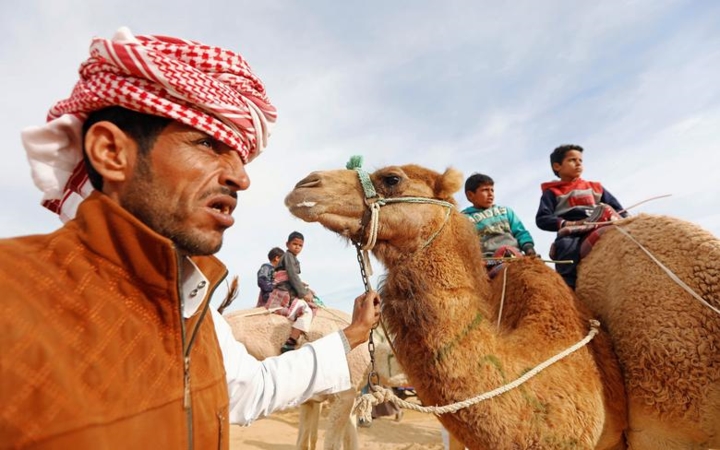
[224, 306, 405, 449]
[576, 214, 720, 449]
[224, 306, 367, 450]
[284, 163, 628, 450]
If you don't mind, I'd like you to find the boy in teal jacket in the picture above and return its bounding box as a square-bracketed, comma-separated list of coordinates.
[462, 173, 536, 258]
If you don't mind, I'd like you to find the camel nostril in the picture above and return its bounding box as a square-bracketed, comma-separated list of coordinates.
[295, 175, 321, 189]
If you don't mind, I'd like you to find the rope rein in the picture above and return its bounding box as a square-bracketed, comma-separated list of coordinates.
[496, 266, 508, 329]
[236, 307, 282, 318]
[613, 225, 720, 316]
[354, 320, 601, 420]
[361, 197, 455, 252]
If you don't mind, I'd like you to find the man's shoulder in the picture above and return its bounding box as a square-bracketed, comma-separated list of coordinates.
[0, 231, 59, 264]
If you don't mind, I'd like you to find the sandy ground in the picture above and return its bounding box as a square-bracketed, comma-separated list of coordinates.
[230, 406, 446, 449]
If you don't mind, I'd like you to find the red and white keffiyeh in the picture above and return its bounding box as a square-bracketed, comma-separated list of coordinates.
[21, 27, 277, 222]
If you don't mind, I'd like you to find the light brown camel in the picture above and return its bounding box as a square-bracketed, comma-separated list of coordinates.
[224, 306, 368, 450]
[576, 214, 720, 449]
[284, 163, 628, 450]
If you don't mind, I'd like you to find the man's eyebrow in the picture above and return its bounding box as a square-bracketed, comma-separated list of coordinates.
[187, 130, 220, 144]
[186, 128, 211, 138]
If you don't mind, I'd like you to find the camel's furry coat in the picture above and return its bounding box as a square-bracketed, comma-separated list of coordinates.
[577, 214, 720, 449]
[285, 164, 627, 450]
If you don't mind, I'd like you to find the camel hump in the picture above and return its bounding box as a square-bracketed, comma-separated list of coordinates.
[224, 306, 353, 359]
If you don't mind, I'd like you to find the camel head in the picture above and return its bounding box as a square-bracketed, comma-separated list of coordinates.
[285, 162, 464, 261]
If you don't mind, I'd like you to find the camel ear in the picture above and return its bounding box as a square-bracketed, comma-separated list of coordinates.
[436, 168, 463, 200]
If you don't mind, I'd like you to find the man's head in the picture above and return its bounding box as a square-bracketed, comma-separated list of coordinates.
[268, 247, 284, 266]
[464, 173, 495, 209]
[84, 114, 250, 255]
[550, 144, 584, 181]
[22, 27, 277, 255]
[286, 231, 305, 256]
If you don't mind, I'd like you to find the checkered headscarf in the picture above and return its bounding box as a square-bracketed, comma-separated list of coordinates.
[21, 27, 277, 222]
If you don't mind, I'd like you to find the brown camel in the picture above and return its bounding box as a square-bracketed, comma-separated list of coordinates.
[284, 163, 627, 450]
[576, 214, 720, 449]
[224, 306, 369, 450]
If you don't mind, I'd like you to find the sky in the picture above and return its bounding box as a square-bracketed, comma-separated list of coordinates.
[1, 0, 719, 315]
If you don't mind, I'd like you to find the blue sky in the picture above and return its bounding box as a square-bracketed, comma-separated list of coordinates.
[1, 0, 719, 315]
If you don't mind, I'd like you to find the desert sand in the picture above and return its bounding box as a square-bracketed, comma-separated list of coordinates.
[230, 406, 446, 449]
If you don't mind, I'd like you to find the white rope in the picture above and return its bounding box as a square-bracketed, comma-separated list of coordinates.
[238, 304, 351, 324]
[360, 197, 453, 252]
[614, 226, 720, 316]
[353, 320, 600, 421]
[419, 205, 452, 250]
[235, 307, 282, 318]
[362, 203, 381, 251]
[315, 304, 352, 323]
[586, 194, 672, 226]
[496, 266, 508, 329]
[618, 194, 672, 214]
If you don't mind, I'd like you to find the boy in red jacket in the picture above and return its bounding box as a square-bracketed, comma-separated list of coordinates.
[536, 144, 627, 289]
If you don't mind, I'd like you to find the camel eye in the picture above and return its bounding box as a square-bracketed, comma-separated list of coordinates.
[383, 175, 401, 187]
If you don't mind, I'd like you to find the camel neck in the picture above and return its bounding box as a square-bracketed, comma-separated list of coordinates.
[378, 222, 495, 354]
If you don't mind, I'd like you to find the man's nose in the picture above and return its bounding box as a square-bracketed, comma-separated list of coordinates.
[220, 151, 251, 191]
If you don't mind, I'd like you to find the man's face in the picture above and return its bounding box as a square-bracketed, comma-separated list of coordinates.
[466, 184, 494, 209]
[119, 122, 250, 256]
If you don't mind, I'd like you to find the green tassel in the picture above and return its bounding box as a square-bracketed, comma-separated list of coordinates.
[346, 155, 363, 170]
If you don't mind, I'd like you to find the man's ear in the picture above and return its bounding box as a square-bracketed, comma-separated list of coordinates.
[551, 162, 561, 175]
[83, 121, 136, 184]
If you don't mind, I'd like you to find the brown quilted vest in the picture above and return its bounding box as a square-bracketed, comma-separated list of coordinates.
[0, 193, 231, 449]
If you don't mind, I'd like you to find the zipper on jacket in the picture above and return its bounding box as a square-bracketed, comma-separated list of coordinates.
[184, 355, 192, 409]
[217, 411, 225, 450]
[177, 253, 229, 450]
[177, 254, 194, 450]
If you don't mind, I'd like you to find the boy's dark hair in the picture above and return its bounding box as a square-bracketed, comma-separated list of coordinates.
[550, 144, 584, 177]
[267, 247, 284, 261]
[287, 231, 304, 242]
[81, 106, 173, 191]
[464, 173, 494, 193]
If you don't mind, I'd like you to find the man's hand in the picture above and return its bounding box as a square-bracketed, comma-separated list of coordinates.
[303, 291, 314, 302]
[342, 291, 381, 349]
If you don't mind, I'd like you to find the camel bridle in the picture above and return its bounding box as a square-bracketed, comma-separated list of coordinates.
[346, 156, 454, 387]
[347, 158, 454, 286]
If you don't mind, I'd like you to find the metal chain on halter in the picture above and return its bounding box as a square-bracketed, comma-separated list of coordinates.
[346, 155, 382, 388]
[355, 241, 380, 387]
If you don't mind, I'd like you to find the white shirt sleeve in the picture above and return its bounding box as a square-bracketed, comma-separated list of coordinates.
[211, 309, 352, 425]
